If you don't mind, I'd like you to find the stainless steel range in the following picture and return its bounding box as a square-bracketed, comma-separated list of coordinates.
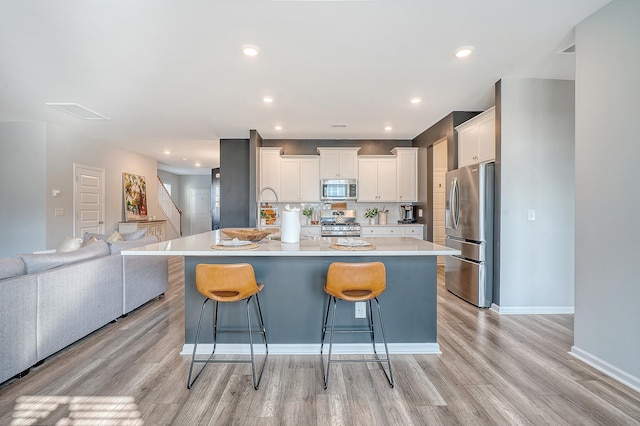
[320, 209, 361, 237]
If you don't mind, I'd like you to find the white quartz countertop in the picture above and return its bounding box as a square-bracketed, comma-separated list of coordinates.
[122, 230, 459, 257]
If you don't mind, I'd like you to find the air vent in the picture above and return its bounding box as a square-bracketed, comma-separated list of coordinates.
[560, 44, 575, 54]
[46, 103, 109, 120]
[331, 123, 348, 128]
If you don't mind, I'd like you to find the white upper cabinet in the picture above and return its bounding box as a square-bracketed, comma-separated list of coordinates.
[259, 147, 282, 202]
[280, 156, 320, 202]
[457, 106, 495, 168]
[392, 147, 418, 202]
[317, 147, 360, 179]
[357, 156, 397, 202]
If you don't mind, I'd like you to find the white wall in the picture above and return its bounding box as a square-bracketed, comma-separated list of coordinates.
[498, 78, 575, 312]
[45, 124, 162, 247]
[0, 122, 47, 257]
[572, 0, 640, 390]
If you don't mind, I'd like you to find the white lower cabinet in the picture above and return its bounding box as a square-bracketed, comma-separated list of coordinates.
[360, 225, 423, 240]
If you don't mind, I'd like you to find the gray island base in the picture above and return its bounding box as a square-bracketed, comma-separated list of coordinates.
[122, 231, 460, 355]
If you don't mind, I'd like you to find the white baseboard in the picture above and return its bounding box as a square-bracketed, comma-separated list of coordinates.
[181, 342, 441, 356]
[569, 346, 640, 393]
[491, 303, 574, 314]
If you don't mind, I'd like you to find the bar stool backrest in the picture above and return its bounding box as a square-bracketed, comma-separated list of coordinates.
[195, 263, 261, 302]
[325, 261, 386, 301]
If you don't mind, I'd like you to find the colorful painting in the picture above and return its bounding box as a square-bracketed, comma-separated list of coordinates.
[123, 172, 147, 221]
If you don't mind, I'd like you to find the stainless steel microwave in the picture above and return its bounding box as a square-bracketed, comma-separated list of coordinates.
[321, 179, 357, 201]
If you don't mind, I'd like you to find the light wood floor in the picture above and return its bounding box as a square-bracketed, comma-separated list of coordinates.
[1, 257, 639, 425]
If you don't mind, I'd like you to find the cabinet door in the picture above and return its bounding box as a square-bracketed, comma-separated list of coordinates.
[477, 113, 495, 163]
[376, 158, 397, 202]
[458, 125, 478, 168]
[357, 158, 379, 201]
[279, 158, 301, 202]
[403, 226, 423, 240]
[395, 149, 417, 202]
[299, 157, 320, 202]
[337, 150, 358, 179]
[319, 150, 339, 178]
[259, 148, 281, 202]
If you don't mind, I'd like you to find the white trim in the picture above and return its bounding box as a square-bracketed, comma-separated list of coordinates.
[569, 346, 640, 393]
[491, 303, 574, 314]
[181, 343, 441, 357]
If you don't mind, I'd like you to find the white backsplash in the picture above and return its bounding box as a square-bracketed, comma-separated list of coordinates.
[278, 201, 406, 225]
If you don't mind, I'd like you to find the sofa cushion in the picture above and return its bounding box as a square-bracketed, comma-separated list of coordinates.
[56, 237, 83, 252]
[20, 240, 110, 274]
[0, 257, 26, 280]
[123, 229, 147, 241]
[82, 232, 107, 244]
[108, 236, 158, 255]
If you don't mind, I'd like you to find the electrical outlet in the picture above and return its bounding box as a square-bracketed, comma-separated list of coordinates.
[355, 302, 366, 318]
[528, 209, 536, 221]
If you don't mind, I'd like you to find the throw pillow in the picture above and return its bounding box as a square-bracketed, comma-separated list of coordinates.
[56, 237, 83, 253]
[83, 236, 99, 247]
[106, 231, 124, 243]
[82, 232, 107, 244]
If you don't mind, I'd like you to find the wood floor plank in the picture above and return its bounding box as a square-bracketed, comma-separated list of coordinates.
[1, 259, 639, 426]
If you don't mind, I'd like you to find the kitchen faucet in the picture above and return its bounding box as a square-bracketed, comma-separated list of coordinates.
[257, 186, 279, 230]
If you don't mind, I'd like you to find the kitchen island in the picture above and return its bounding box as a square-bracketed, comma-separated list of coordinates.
[123, 231, 459, 355]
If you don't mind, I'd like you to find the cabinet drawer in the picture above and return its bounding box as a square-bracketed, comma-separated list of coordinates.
[403, 226, 423, 239]
[360, 226, 401, 236]
[301, 226, 321, 237]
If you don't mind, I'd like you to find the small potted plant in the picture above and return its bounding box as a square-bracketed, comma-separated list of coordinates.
[260, 210, 272, 226]
[302, 206, 314, 225]
[364, 207, 379, 225]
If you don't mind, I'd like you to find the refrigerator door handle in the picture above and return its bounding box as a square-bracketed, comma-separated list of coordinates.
[449, 176, 457, 229]
[453, 177, 461, 229]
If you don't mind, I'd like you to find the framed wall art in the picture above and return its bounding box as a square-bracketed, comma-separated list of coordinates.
[123, 172, 148, 221]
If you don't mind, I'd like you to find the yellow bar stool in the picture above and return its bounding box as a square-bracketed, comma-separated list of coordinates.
[320, 261, 394, 389]
[187, 263, 268, 390]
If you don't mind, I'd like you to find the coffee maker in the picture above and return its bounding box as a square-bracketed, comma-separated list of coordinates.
[399, 204, 417, 223]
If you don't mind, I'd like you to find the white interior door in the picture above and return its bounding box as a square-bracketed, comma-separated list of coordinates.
[74, 164, 105, 237]
[190, 188, 211, 235]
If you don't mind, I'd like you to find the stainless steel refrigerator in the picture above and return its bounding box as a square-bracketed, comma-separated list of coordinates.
[445, 162, 494, 308]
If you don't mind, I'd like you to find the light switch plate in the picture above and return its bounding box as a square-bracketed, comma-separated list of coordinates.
[54, 208, 64, 216]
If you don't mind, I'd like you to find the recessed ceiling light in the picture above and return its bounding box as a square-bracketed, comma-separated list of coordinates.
[384, 126, 392, 131]
[164, 150, 170, 155]
[242, 45, 259, 57]
[195, 163, 201, 167]
[182, 157, 187, 161]
[455, 46, 474, 58]
[410, 98, 422, 104]
[263, 96, 273, 103]
[275, 125, 283, 130]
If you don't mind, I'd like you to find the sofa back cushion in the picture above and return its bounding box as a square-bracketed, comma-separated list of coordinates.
[0, 257, 26, 280]
[108, 236, 158, 255]
[20, 240, 110, 274]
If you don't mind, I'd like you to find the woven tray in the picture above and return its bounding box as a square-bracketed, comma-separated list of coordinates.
[211, 243, 260, 250]
[329, 243, 376, 251]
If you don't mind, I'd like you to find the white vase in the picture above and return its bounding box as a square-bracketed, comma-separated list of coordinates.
[369, 218, 376, 225]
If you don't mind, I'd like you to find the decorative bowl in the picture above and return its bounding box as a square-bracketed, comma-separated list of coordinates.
[221, 228, 274, 242]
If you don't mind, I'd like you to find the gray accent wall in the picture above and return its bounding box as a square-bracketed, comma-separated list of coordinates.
[220, 138, 251, 228]
[573, 0, 640, 387]
[497, 78, 575, 310]
[0, 122, 47, 257]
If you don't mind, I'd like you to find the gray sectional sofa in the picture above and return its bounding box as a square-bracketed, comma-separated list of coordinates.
[0, 235, 168, 385]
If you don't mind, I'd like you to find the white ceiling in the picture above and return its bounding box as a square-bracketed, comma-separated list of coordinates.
[0, 0, 610, 175]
